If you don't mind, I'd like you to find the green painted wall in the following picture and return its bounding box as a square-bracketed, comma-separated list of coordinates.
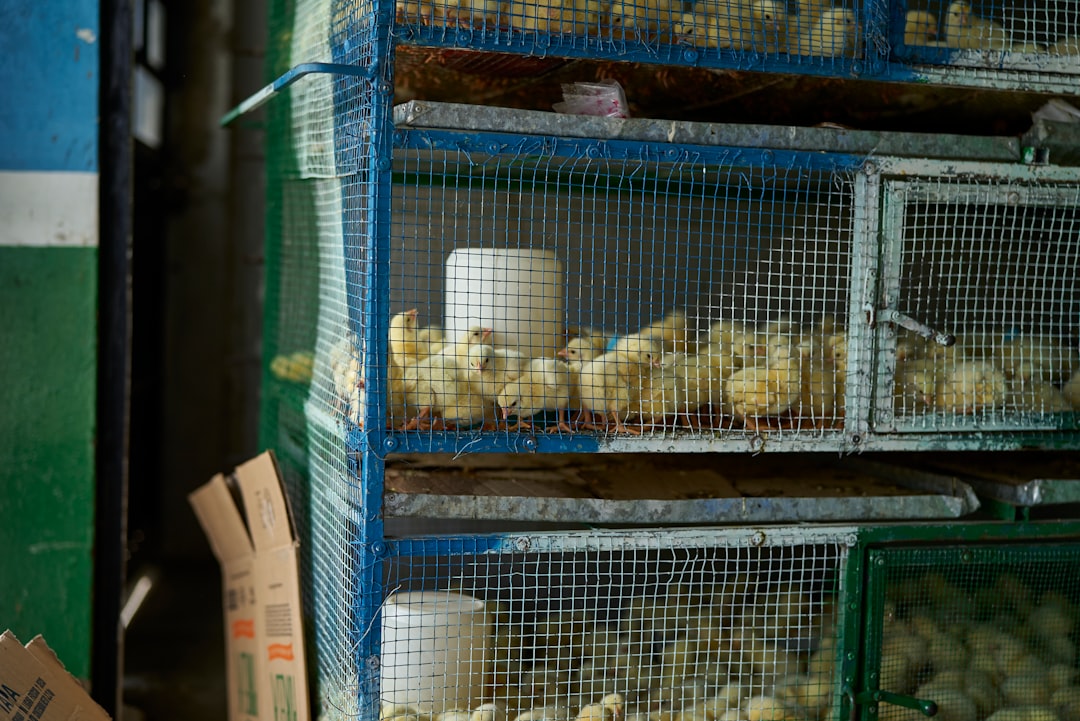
[0, 246, 97, 679]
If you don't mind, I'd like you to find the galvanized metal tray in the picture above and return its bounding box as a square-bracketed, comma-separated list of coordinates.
[383, 453, 979, 523]
[884, 452, 1080, 507]
[394, 100, 1021, 162]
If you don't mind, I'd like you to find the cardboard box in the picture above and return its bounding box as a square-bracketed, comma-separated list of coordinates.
[189, 451, 309, 721]
[0, 630, 111, 721]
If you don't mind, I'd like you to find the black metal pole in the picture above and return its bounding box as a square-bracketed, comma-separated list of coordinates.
[94, 0, 132, 715]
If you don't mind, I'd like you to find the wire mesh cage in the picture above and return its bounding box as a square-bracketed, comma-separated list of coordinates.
[872, 168, 1080, 436]
[368, 136, 858, 440]
[355, 529, 851, 721]
[867, 543, 1080, 721]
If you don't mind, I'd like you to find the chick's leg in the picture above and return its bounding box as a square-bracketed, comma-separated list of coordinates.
[610, 413, 642, 435]
[401, 406, 432, 431]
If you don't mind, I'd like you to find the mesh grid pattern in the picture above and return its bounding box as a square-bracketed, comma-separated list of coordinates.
[383, 0, 1080, 92]
[358, 143, 856, 438]
[875, 545, 1080, 721]
[376, 535, 847, 721]
[880, 177, 1080, 432]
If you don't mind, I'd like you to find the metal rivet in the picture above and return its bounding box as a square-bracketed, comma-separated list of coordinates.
[961, 551, 973, 563]
[367, 655, 381, 670]
[384, 436, 398, 450]
[846, 534, 858, 547]
[750, 531, 766, 546]
[847, 652, 856, 661]
[523, 436, 538, 450]
[876, 556, 886, 566]
[377, 158, 392, 170]
[515, 537, 531, 552]
[683, 48, 699, 62]
[848, 603, 857, 611]
[586, 146, 601, 158]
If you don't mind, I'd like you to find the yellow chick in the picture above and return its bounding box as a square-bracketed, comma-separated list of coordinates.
[1062, 369, 1080, 409]
[467, 343, 526, 399]
[638, 309, 694, 353]
[674, 10, 738, 49]
[1006, 378, 1074, 414]
[576, 694, 624, 721]
[788, 6, 857, 56]
[723, 340, 803, 429]
[904, 10, 940, 46]
[944, 0, 1009, 50]
[497, 357, 578, 432]
[401, 353, 489, 429]
[996, 335, 1078, 384]
[558, 336, 603, 365]
[270, 349, 315, 383]
[705, 319, 756, 370]
[431, 0, 464, 23]
[472, 703, 509, 721]
[438, 325, 494, 365]
[565, 327, 609, 356]
[744, 0, 789, 52]
[934, 359, 1008, 415]
[793, 335, 838, 427]
[578, 344, 663, 433]
[743, 694, 799, 721]
[508, 0, 575, 33]
[608, 0, 677, 37]
[794, 0, 830, 27]
[417, 324, 445, 356]
[458, 0, 504, 25]
[1050, 36, 1080, 55]
[632, 351, 722, 426]
[390, 308, 422, 367]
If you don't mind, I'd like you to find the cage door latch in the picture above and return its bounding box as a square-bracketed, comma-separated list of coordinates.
[850, 688, 939, 719]
[876, 308, 956, 348]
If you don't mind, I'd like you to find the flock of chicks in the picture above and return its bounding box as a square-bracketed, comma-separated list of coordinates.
[879, 572, 1080, 721]
[384, 574, 838, 721]
[378, 571, 1080, 721]
[396, 0, 1080, 58]
[902, 2, 1080, 54]
[397, 0, 866, 57]
[331, 307, 1080, 434]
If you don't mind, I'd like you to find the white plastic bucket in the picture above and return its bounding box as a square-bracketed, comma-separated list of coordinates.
[444, 248, 564, 359]
[380, 591, 490, 714]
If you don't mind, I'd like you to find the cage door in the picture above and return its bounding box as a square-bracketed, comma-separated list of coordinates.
[871, 177, 1080, 435]
[861, 543, 1080, 721]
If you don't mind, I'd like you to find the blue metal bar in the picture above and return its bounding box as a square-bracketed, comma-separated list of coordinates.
[219, 62, 377, 127]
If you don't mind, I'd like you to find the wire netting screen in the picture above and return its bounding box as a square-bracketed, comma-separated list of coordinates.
[263, 0, 390, 714]
[874, 545, 1080, 721]
[374, 533, 847, 721]
[895, 0, 1080, 70]
[880, 178, 1080, 432]
[356, 142, 857, 438]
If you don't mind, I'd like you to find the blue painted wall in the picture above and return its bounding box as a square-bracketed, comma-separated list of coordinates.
[0, 0, 99, 171]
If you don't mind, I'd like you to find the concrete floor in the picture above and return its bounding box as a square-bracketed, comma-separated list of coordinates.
[123, 561, 227, 720]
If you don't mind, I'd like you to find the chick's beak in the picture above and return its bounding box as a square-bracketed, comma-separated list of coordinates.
[556, 348, 569, 359]
[482, 328, 494, 340]
[501, 406, 512, 419]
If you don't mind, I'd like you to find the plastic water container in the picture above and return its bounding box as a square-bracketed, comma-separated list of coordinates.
[444, 248, 564, 359]
[380, 591, 490, 714]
